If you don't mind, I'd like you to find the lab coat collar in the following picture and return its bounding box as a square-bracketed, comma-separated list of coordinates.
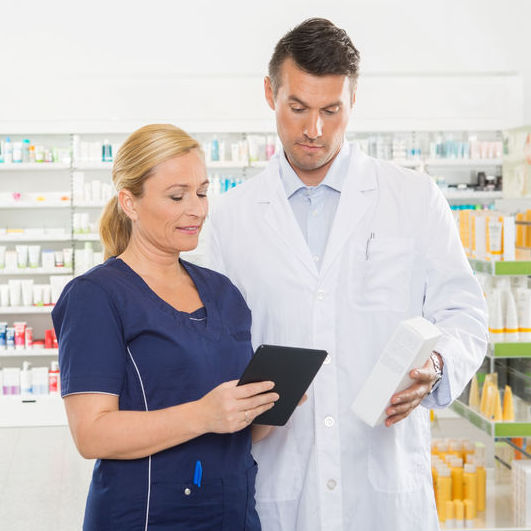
[256, 143, 378, 279]
[278, 141, 351, 197]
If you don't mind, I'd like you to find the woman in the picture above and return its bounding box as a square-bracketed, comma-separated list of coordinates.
[52, 124, 279, 530]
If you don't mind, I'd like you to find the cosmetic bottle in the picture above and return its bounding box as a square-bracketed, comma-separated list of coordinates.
[20, 361, 32, 396]
[3, 137, 12, 163]
[454, 499, 464, 527]
[211, 137, 219, 162]
[463, 464, 478, 512]
[49, 361, 59, 395]
[436, 465, 451, 522]
[464, 498, 476, 527]
[503, 384, 515, 421]
[449, 457, 463, 500]
[469, 374, 480, 411]
[102, 139, 113, 162]
[12, 142, 23, 163]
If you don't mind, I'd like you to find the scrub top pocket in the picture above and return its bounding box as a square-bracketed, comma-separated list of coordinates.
[148, 479, 224, 530]
[348, 237, 415, 312]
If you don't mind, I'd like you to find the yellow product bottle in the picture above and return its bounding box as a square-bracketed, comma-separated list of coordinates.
[448, 440, 463, 459]
[432, 462, 439, 495]
[450, 457, 464, 500]
[445, 499, 455, 528]
[436, 466, 452, 522]
[463, 464, 478, 511]
[464, 498, 477, 523]
[480, 381, 492, 416]
[469, 374, 480, 411]
[476, 460, 486, 512]
[494, 387, 503, 421]
[454, 499, 465, 527]
[525, 209, 531, 248]
[503, 385, 515, 421]
[437, 440, 449, 462]
[516, 212, 525, 248]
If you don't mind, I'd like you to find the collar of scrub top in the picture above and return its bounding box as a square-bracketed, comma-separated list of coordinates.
[278, 140, 351, 199]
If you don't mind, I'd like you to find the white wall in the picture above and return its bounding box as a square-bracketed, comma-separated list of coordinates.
[1, 0, 530, 130]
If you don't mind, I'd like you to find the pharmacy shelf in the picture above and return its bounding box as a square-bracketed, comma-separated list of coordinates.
[0, 202, 70, 209]
[440, 475, 528, 530]
[73, 161, 113, 170]
[0, 395, 66, 427]
[392, 159, 423, 168]
[72, 202, 106, 208]
[207, 161, 248, 169]
[73, 233, 100, 241]
[469, 259, 531, 276]
[425, 158, 503, 167]
[0, 306, 54, 315]
[451, 400, 531, 438]
[487, 343, 531, 358]
[0, 163, 70, 171]
[0, 349, 58, 358]
[0, 268, 72, 276]
[444, 190, 503, 200]
[0, 234, 71, 242]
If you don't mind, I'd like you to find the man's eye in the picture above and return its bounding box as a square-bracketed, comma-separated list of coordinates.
[324, 108, 339, 115]
[291, 107, 305, 113]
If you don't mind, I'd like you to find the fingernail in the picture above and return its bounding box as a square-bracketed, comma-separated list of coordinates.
[392, 397, 400, 404]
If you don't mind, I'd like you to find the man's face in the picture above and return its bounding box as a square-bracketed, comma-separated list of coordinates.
[265, 58, 355, 174]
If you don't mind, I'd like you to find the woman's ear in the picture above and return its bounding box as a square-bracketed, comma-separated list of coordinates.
[118, 189, 138, 222]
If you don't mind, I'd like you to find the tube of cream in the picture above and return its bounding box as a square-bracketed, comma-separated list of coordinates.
[15, 245, 28, 269]
[487, 218, 503, 261]
[28, 245, 40, 268]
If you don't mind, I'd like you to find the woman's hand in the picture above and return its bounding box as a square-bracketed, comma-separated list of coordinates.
[197, 380, 279, 434]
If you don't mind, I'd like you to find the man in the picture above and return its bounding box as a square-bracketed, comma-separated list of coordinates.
[208, 18, 487, 531]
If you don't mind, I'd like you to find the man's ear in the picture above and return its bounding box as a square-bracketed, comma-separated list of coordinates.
[118, 189, 138, 222]
[264, 76, 275, 111]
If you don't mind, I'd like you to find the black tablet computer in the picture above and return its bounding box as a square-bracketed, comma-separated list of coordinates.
[237, 344, 328, 426]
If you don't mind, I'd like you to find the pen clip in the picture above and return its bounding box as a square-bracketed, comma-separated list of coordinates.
[193, 460, 202, 488]
[365, 232, 375, 260]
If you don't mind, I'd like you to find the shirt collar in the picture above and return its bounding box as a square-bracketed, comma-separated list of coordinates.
[279, 141, 351, 199]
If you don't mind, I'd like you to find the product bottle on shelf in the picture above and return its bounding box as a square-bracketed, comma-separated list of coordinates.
[49, 361, 60, 395]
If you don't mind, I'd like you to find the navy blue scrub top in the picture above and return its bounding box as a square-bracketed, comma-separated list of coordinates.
[52, 257, 261, 531]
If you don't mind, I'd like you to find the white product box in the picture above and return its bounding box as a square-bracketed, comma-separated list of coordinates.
[513, 459, 531, 527]
[351, 316, 442, 427]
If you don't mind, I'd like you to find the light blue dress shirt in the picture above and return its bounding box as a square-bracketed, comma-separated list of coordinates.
[279, 142, 351, 269]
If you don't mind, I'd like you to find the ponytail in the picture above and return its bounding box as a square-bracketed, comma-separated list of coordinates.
[99, 195, 132, 259]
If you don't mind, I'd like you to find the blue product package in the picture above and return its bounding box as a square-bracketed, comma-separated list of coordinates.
[6, 327, 15, 349]
[0, 322, 6, 347]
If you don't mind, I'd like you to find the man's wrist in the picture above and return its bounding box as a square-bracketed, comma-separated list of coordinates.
[429, 351, 443, 393]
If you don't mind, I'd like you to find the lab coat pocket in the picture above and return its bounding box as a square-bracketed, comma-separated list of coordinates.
[252, 424, 302, 502]
[349, 237, 415, 312]
[367, 417, 424, 493]
[148, 479, 224, 529]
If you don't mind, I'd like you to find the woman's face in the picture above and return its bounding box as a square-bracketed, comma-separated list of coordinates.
[125, 149, 209, 254]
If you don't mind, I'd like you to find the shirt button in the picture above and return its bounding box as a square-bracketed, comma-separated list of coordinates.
[327, 479, 337, 490]
[324, 416, 335, 427]
[323, 354, 331, 365]
[312, 210, 319, 217]
[313, 255, 320, 263]
[316, 289, 326, 301]
[184, 488, 191, 496]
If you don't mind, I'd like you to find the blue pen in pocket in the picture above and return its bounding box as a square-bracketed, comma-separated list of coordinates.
[193, 460, 202, 488]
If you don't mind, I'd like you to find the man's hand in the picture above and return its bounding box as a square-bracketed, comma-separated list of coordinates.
[384, 353, 442, 427]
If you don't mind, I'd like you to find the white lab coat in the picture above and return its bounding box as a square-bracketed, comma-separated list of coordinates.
[207, 143, 488, 531]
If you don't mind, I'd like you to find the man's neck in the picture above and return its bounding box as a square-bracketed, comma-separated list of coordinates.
[287, 144, 343, 187]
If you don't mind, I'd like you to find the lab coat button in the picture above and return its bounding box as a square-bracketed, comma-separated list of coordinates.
[184, 488, 191, 496]
[327, 479, 337, 490]
[313, 255, 320, 263]
[324, 416, 335, 427]
[316, 289, 326, 301]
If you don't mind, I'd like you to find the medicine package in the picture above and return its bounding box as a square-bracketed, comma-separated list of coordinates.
[351, 316, 442, 427]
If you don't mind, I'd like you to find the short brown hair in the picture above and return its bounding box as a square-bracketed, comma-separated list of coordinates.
[268, 18, 361, 95]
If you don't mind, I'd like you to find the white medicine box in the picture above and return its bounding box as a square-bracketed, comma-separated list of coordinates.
[351, 317, 442, 427]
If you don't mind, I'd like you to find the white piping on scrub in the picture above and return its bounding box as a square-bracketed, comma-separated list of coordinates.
[127, 346, 152, 531]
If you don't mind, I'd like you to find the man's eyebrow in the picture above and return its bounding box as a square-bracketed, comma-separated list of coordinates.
[288, 96, 342, 109]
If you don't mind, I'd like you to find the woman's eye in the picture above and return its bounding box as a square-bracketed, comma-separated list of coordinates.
[197, 193, 208, 198]
[170, 196, 183, 201]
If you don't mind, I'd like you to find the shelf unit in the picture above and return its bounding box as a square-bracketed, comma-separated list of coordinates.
[0, 306, 54, 315]
[0, 349, 58, 357]
[0, 395, 66, 427]
[0, 268, 73, 276]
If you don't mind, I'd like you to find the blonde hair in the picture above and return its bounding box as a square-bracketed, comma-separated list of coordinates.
[99, 124, 200, 259]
